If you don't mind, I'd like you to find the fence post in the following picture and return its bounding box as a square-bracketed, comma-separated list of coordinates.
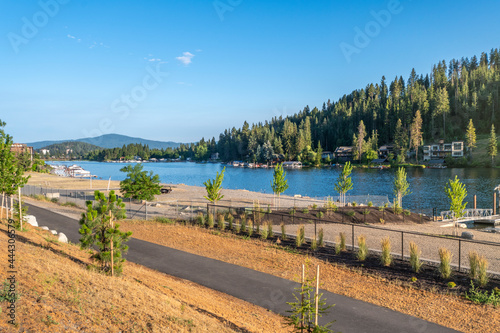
[401, 232, 404, 260]
[314, 219, 317, 239]
[458, 239, 462, 272]
[352, 224, 355, 251]
[145, 201, 148, 220]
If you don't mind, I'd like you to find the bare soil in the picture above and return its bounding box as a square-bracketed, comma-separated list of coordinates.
[0, 221, 290, 332]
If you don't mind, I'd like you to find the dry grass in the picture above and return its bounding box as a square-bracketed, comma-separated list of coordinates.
[0, 221, 290, 332]
[118, 219, 500, 333]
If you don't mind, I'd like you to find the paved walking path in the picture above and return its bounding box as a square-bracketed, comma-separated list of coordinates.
[26, 203, 458, 333]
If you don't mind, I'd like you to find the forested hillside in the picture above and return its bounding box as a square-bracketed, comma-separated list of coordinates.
[87, 48, 500, 164]
[39, 141, 101, 159]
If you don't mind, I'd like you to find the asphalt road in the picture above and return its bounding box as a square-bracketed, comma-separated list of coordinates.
[26, 203, 458, 333]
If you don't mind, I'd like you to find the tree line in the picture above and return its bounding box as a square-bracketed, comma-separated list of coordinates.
[84, 47, 500, 165]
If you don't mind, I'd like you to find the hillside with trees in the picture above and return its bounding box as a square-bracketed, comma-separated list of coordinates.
[86, 48, 500, 166]
[39, 141, 102, 159]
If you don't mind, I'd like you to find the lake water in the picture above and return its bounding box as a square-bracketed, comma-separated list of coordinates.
[47, 161, 500, 215]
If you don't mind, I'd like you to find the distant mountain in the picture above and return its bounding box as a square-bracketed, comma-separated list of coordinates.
[27, 134, 183, 150]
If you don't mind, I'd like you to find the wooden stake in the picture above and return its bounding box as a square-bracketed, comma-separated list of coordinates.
[11, 196, 14, 220]
[315, 265, 320, 326]
[1, 192, 4, 219]
[301, 264, 305, 330]
[109, 211, 114, 277]
[18, 187, 22, 229]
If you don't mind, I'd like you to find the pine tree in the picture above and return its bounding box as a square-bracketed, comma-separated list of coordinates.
[393, 119, 408, 163]
[410, 110, 423, 162]
[465, 119, 477, 159]
[79, 190, 131, 275]
[356, 120, 366, 162]
[487, 124, 497, 167]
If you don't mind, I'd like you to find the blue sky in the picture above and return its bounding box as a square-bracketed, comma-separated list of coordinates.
[1, 0, 499, 144]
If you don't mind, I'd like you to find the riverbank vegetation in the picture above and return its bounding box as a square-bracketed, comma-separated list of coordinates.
[78, 47, 500, 168]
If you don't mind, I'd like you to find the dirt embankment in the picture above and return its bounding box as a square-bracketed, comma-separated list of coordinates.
[0, 221, 290, 332]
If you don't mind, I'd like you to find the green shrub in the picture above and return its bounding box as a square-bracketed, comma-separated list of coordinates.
[260, 224, 269, 239]
[311, 238, 318, 251]
[411, 277, 417, 283]
[302, 208, 309, 214]
[195, 213, 204, 227]
[367, 201, 373, 207]
[351, 201, 357, 207]
[469, 251, 479, 280]
[240, 217, 247, 234]
[289, 208, 296, 215]
[346, 210, 355, 217]
[227, 213, 234, 230]
[0, 279, 20, 303]
[336, 232, 346, 253]
[378, 206, 384, 212]
[316, 211, 324, 218]
[154, 216, 175, 224]
[217, 214, 225, 231]
[409, 242, 423, 273]
[311, 204, 318, 209]
[438, 247, 452, 279]
[247, 221, 254, 237]
[477, 256, 489, 287]
[234, 220, 241, 233]
[404, 210, 411, 216]
[51, 198, 59, 203]
[448, 281, 456, 289]
[318, 228, 324, 247]
[380, 237, 392, 266]
[357, 235, 368, 261]
[362, 209, 370, 215]
[296, 225, 305, 247]
[465, 282, 500, 306]
[267, 221, 273, 238]
[266, 205, 272, 213]
[281, 223, 287, 240]
[206, 213, 214, 228]
[384, 202, 389, 208]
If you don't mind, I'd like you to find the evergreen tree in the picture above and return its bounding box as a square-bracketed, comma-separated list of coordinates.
[465, 119, 477, 159]
[355, 120, 366, 163]
[79, 190, 131, 276]
[410, 110, 423, 162]
[487, 124, 497, 167]
[393, 119, 408, 163]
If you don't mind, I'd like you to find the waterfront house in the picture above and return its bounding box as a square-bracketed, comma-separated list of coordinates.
[282, 161, 302, 168]
[334, 146, 353, 162]
[378, 145, 394, 159]
[422, 140, 464, 161]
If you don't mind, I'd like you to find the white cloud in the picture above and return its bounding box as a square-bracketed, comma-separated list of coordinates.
[176, 52, 194, 65]
[67, 34, 81, 42]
